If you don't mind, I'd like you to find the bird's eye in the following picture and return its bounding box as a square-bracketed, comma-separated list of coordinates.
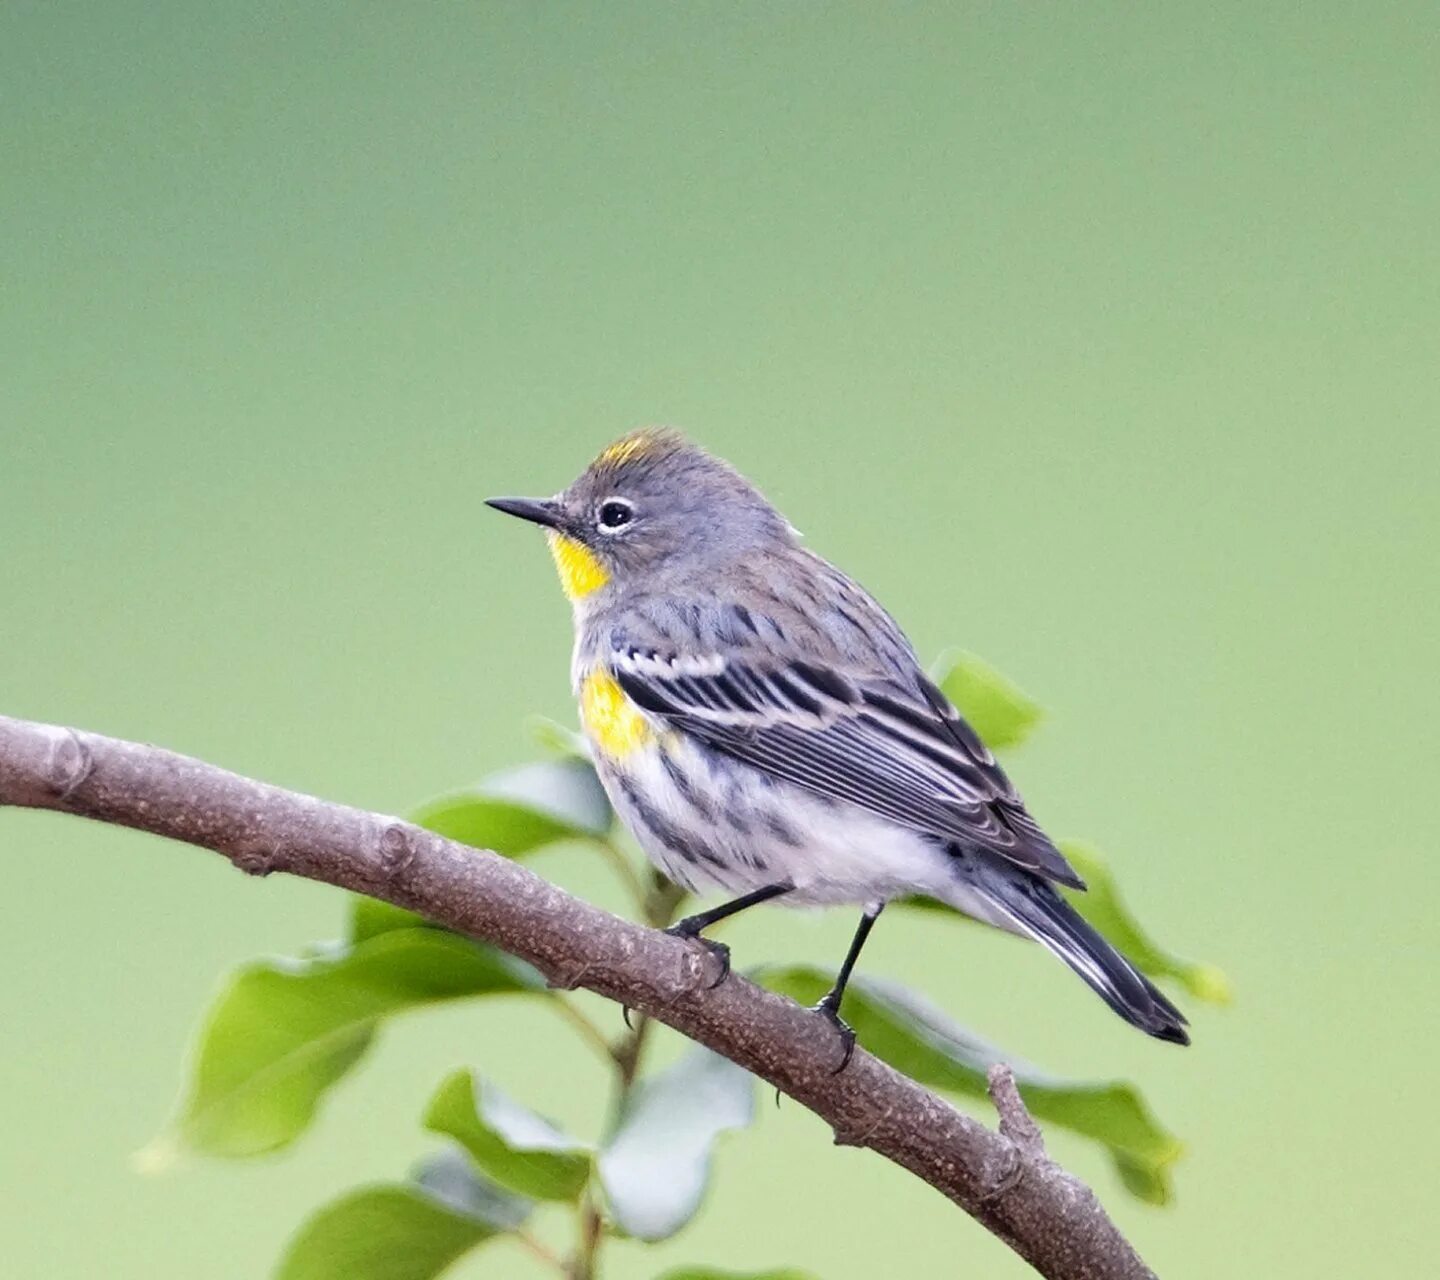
[597, 498, 635, 532]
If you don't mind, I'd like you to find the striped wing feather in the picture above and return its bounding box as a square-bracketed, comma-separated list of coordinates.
[610, 647, 1082, 887]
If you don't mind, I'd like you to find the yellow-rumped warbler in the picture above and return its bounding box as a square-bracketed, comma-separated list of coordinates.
[488, 429, 1188, 1057]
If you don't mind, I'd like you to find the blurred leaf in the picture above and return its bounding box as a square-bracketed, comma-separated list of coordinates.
[142, 930, 547, 1162]
[1058, 840, 1231, 1005]
[481, 758, 611, 832]
[275, 1185, 496, 1280]
[932, 650, 1043, 750]
[894, 894, 975, 921]
[1114, 1151, 1171, 1205]
[895, 842, 1229, 1007]
[527, 715, 593, 760]
[655, 1270, 818, 1279]
[350, 897, 431, 944]
[413, 1149, 534, 1230]
[410, 758, 612, 857]
[598, 1048, 755, 1241]
[754, 965, 1183, 1204]
[424, 1069, 592, 1202]
[275, 1153, 526, 1280]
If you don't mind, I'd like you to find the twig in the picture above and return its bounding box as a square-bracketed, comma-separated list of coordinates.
[550, 995, 619, 1067]
[515, 1228, 565, 1272]
[989, 1063, 1047, 1158]
[573, 875, 681, 1275]
[594, 834, 649, 907]
[0, 715, 1156, 1280]
[568, 1193, 606, 1280]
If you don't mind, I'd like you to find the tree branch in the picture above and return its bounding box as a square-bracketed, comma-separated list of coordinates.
[0, 714, 1155, 1280]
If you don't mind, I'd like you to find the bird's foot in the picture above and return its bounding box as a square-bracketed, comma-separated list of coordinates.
[663, 922, 732, 989]
[812, 993, 857, 1074]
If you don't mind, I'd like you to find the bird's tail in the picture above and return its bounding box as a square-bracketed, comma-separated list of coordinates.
[969, 867, 1190, 1046]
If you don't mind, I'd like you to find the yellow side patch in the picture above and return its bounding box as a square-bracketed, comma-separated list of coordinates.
[545, 531, 610, 600]
[580, 669, 653, 758]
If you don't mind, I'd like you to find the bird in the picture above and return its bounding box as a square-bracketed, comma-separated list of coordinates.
[487, 428, 1188, 1062]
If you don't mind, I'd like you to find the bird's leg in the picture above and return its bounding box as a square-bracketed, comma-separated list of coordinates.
[814, 902, 885, 1073]
[665, 881, 793, 988]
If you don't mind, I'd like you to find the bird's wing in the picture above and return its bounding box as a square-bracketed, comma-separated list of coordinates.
[608, 642, 1083, 887]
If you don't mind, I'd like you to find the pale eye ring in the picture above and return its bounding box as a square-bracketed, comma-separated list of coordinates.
[596, 497, 635, 533]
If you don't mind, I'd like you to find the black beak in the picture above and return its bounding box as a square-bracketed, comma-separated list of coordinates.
[484, 496, 564, 530]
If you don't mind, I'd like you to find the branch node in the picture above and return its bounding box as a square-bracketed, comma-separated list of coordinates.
[378, 821, 416, 875]
[834, 1102, 896, 1148]
[671, 940, 724, 998]
[48, 729, 94, 801]
[987, 1062, 1046, 1157]
[546, 960, 595, 992]
[980, 1142, 1028, 1204]
[231, 844, 286, 877]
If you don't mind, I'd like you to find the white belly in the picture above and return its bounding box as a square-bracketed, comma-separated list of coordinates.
[594, 733, 963, 909]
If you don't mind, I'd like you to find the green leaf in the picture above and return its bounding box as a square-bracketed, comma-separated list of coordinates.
[424, 1069, 592, 1202]
[1058, 840, 1231, 1005]
[754, 966, 1184, 1204]
[527, 715, 592, 760]
[412, 1150, 534, 1230]
[275, 1154, 526, 1280]
[932, 650, 1044, 749]
[655, 1270, 819, 1279]
[275, 1187, 497, 1280]
[598, 1048, 755, 1241]
[349, 897, 431, 944]
[1114, 1151, 1171, 1205]
[410, 758, 612, 857]
[141, 930, 547, 1163]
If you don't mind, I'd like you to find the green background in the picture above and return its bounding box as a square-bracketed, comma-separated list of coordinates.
[4, 4, 1437, 1276]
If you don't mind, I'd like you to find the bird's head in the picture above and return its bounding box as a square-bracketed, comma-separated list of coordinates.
[487, 428, 794, 604]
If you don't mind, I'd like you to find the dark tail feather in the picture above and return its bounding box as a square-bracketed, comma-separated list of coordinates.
[987, 875, 1190, 1046]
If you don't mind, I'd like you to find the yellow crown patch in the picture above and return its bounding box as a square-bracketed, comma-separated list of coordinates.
[596, 434, 654, 467]
[592, 427, 688, 472]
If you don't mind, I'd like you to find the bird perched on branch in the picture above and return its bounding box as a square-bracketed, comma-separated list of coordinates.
[488, 429, 1188, 1062]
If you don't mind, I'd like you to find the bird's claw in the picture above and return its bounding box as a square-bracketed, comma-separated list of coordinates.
[664, 925, 731, 989]
[813, 995, 857, 1074]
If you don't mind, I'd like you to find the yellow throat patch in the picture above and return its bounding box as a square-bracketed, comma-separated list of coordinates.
[580, 669, 652, 758]
[545, 531, 610, 600]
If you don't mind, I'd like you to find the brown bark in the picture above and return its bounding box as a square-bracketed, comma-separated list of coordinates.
[0, 714, 1156, 1279]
